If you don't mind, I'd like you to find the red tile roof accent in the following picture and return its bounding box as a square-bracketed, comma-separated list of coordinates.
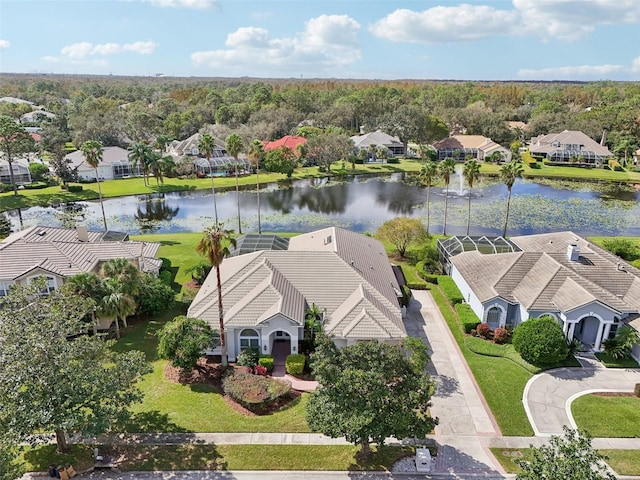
[263, 135, 307, 152]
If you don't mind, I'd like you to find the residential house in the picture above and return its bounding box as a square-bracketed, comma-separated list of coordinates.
[432, 135, 512, 162]
[263, 135, 307, 156]
[0, 158, 32, 185]
[187, 227, 406, 361]
[167, 132, 250, 175]
[529, 130, 612, 165]
[442, 231, 640, 360]
[0, 225, 162, 329]
[20, 109, 56, 125]
[65, 146, 141, 181]
[351, 130, 405, 159]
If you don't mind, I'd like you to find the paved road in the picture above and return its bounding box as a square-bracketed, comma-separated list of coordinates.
[523, 361, 640, 436]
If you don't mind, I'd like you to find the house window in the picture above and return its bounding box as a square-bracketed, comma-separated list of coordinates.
[0, 281, 14, 297]
[28, 276, 56, 295]
[210, 332, 221, 349]
[239, 328, 260, 350]
[608, 318, 619, 339]
[486, 307, 500, 324]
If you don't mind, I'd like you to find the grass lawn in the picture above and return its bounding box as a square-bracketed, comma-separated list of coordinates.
[571, 395, 640, 437]
[491, 447, 640, 476]
[594, 352, 639, 368]
[20, 443, 413, 472]
[112, 304, 309, 433]
[480, 162, 640, 182]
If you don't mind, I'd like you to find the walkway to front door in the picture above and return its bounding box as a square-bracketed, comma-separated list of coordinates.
[271, 338, 291, 367]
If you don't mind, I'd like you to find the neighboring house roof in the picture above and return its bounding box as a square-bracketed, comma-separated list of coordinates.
[529, 130, 612, 157]
[20, 110, 56, 123]
[0, 225, 161, 281]
[168, 132, 226, 157]
[65, 146, 131, 170]
[188, 227, 405, 340]
[351, 130, 403, 149]
[507, 121, 528, 131]
[263, 135, 307, 152]
[450, 231, 640, 315]
[0, 97, 33, 105]
[433, 135, 502, 151]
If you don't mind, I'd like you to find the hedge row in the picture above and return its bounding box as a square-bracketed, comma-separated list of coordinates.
[258, 354, 274, 373]
[455, 303, 481, 333]
[285, 354, 306, 375]
[437, 276, 464, 304]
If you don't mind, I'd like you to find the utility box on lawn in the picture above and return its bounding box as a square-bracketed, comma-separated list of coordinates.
[415, 447, 431, 472]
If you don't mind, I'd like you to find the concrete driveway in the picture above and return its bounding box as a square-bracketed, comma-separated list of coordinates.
[523, 362, 640, 436]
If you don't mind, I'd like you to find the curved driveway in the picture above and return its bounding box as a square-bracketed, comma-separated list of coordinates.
[523, 364, 640, 436]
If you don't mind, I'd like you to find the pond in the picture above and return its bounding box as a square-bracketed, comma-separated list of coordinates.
[6, 172, 640, 237]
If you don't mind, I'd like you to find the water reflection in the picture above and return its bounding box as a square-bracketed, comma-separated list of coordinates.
[6, 173, 640, 237]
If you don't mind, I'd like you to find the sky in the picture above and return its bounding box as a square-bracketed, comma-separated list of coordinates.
[1, 0, 640, 81]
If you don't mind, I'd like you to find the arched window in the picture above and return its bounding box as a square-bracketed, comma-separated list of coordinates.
[239, 328, 260, 350]
[486, 307, 501, 324]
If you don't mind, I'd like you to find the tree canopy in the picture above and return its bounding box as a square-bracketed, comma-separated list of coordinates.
[306, 335, 437, 456]
[512, 316, 569, 365]
[158, 316, 215, 370]
[376, 217, 427, 258]
[0, 280, 150, 453]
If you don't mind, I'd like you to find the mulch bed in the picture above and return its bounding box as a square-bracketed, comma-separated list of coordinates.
[164, 357, 302, 416]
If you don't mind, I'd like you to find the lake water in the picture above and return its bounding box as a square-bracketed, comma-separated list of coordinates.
[6, 172, 640, 237]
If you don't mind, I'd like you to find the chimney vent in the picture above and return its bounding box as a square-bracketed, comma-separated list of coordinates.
[567, 244, 580, 262]
[76, 224, 89, 242]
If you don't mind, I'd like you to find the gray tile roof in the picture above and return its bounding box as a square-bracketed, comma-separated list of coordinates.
[450, 231, 640, 315]
[188, 228, 405, 340]
[65, 146, 131, 169]
[0, 226, 160, 280]
[350, 130, 403, 149]
[529, 130, 612, 157]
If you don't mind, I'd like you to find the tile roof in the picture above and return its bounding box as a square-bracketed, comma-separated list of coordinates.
[188, 228, 405, 340]
[263, 135, 307, 152]
[65, 146, 131, 169]
[450, 231, 640, 315]
[350, 130, 403, 149]
[529, 130, 612, 157]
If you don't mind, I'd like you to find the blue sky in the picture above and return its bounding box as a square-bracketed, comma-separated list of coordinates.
[1, 0, 639, 81]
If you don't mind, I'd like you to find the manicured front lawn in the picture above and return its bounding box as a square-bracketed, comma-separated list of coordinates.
[594, 352, 639, 368]
[492, 447, 640, 476]
[21, 444, 413, 472]
[113, 305, 309, 434]
[571, 394, 640, 437]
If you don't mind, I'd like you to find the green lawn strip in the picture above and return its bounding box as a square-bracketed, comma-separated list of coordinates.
[491, 448, 640, 476]
[21, 444, 414, 472]
[480, 162, 640, 182]
[571, 395, 640, 437]
[429, 286, 534, 436]
[594, 352, 639, 368]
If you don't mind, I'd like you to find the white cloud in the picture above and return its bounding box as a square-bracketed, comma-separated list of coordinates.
[141, 0, 218, 9]
[632, 56, 640, 72]
[57, 41, 158, 60]
[371, 0, 640, 43]
[517, 64, 625, 79]
[191, 14, 361, 75]
[0, 39, 10, 50]
[370, 5, 518, 43]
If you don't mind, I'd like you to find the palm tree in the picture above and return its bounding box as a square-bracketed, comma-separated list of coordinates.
[420, 160, 438, 234]
[100, 278, 137, 340]
[499, 160, 524, 237]
[196, 224, 237, 366]
[80, 140, 108, 231]
[438, 157, 457, 236]
[128, 141, 153, 187]
[248, 139, 265, 234]
[64, 272, 104, 334]
[226, 134, 244, 234]
[100, 257, 140, 327]
[198, 133, 219, 224]
[147, 150, 171, 186]
[305, 303, 323, 345]
[462, 160, 481, 236]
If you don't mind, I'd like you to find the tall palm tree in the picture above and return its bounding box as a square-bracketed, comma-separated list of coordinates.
[100, 278, 137, 340]
[64, 272, 104, 334]
[147, 151, 170, 186]
[197, 224, 236, 367]
[100, 257, 140, 327]
[420, 160, 438, 234]
[500, 160, 524, 237]
[462, 160, 481, 236]
[226, 134, 244, 234]
[128, 141, 153, 187]
[198, 133, 219, 224]
[248, 139, 265, 234]
[438, 157, 457, 236]
[80, 140, 108, 231]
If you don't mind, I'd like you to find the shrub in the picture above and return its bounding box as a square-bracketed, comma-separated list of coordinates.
[223, 371, 290, 411]
[438, 276, 464, 304]
[136, 273, 175, 316]
[251, 365, 268, 376]
[236, 347, 260, 368]
[159, 270, 173, 286]
[24, 181, 49, 190]
[469, 328, 477, 337]
[635, 383, 640, 397]
[67, 185, 83, 192]
[455, 303, 481, 333]
[493, 327, 509, 344]
[406, 282, 430, 290]
[602, 239, 640, 262]
[157, 316, 214, 369]
[476, 323, 491, 339]
[387, 157, 400, 164]
[400, 284, 412, 307]
[603, 326, 640, 359]
[285, 354, 306, 375]
[521, 150, 539, 168]
[608, 159, 624, 171]
[160, 257, 172, 270]
[258, 354, 274, 372]
[512, 316, 569, 364]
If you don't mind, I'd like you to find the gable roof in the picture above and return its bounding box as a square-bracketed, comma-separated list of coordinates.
[450, 231, 640, 315]
[64, 146, 131, 169]
[529, 130, 612, 157]
[0, 226, 161, 280]
[263, 135, 307, 152]
[350, 130, 402, 149]
[188, 227, 405, 340]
